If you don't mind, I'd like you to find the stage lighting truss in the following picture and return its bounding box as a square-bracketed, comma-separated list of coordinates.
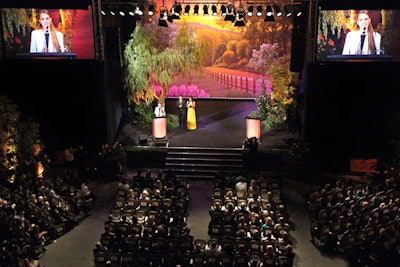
[100, 2, 155, 18]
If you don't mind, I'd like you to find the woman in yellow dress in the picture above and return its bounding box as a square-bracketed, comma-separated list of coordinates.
[186, 96, 197, 130]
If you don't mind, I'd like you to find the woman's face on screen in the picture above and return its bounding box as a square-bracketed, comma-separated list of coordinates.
[39, 13, 52, 28]
[357, 13, 370, 29]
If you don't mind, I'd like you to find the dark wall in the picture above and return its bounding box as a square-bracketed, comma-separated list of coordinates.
[0, 59, 108, 154]
[304, 61, 400, 171]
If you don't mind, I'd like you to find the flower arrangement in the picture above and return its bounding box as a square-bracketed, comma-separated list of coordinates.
[255, 63, 299, 131]
[317, 34, 336, 61]
[98, 141, 124, 159]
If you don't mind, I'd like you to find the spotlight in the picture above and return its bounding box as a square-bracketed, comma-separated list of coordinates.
[247, 6, 253, 17]
[225, 4, 235, 22]
[294, 6, 302, 16]
[264, 5, 275, 22]
[158, 7, 168, 27]
[234, 7, 246, 27]
[109, 6, 116, 16]
[266, 5, 273, 17]
[184, 4, 190, 16]
[203, 5, 209, 16]
[256, 5, 262, 17]
[193, 4, 199, 15]
[101, 6, 107, 16]
[119, 9, 125, 16]
[133, 5, 143, 20]
[284, 5, 292, 17]
[211, 5, 218, 16]
[274, 5, 282, 17]
[174, 3, 182, 16]
[148, 5, 154, 16]
[170, 4, 180, 20]
[220, 5, 227, 16]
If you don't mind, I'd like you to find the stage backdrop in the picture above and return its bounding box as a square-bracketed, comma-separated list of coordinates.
[115, 2, 299, 99]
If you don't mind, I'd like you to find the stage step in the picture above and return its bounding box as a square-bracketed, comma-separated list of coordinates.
[165, 147, 244, 179]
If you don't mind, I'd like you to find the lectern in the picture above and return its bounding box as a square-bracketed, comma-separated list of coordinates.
[245, 117, 261, 139]
[152, 116, 167, 139]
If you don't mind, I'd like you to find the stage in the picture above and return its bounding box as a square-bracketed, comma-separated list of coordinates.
[116, 99, 298, 150]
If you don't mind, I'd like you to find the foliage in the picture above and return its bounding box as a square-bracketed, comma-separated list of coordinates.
[98, 141, 126, 160]
[286, 138, 311, 161]
[255, 63, 299, 131]
[0, 95, 42, 182]
[123, 21, 204, 109]
[132, 103, 153, 127]
[316, 34, 336, 60]
[246, 43, 280, 74]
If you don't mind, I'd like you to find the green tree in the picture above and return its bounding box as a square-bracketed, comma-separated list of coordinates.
[123, 21, 204, 108]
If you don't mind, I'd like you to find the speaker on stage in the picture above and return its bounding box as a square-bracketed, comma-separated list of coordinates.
[139, 135, 148, 146]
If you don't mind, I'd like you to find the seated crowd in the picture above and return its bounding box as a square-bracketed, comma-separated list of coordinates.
[0, 157, 96, 267]
[306, 177, 400, 266]
[93, 170, 295, 267]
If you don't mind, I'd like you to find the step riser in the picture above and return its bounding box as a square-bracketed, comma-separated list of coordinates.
[166, 147, 244, 179]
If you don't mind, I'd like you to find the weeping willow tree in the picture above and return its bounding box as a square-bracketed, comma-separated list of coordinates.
[123, 21, 207, 108]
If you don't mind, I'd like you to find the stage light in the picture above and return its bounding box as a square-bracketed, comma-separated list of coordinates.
[148, 5, 154, 16]
[203, 5, 209, 16]
[101, 6, 107, 16]
[174, 3, 182, 16]
[234, 7, 246, 27]
[247, 6, 253, 17]
[184, 5, 190, 16]
[284, 5, 292, 17]
[220, 5, 227, 16]
[256, 5, 262, 17]
[193, 4, 199, 15]
[225, 4, 235, 22]
[158, 7, 168, 27]
[211, 5, 218, 16]
[264, 5, 275, 22]
[294, 6, 302, 16]
[274, 5, 282, 17]
[266, 5, 273, 17]
[109, 6, 116, 16]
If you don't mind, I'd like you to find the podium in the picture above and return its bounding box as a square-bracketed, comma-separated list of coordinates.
[152, 116, 167, 139]
[245, 117, 261, 139]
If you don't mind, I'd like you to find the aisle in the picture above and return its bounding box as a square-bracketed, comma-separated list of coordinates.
[185, 179, 214, 241]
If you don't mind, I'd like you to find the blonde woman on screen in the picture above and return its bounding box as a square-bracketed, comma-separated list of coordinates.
[342, 10, 381, 55]
[30, 9, 64, 53]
